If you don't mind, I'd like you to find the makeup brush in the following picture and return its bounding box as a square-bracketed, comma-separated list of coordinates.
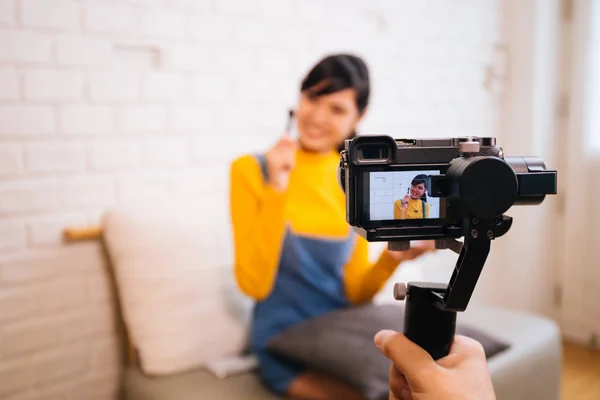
[279, 108, 296, 189]
[284, 108, 295, 137]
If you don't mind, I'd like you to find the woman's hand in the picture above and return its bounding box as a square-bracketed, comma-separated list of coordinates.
[265, 137, 297, 192]
[386, 240, 436, 263]
[402, 194, 410, 209]
[374, 330, 496, 400]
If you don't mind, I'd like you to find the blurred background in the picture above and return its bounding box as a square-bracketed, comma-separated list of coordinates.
[0, 0, 598, 399]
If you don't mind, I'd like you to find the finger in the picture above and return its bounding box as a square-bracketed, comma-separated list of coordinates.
[411, 240, 436, 253]
[404, 249, 428, 261]
[375, 331, 438, 380]
[437, 335, 487, 369]
[415, 239, 436, 248]
[401, 244, 432, 261]
[410, 240, 427, 250]
[449, 335, 486, 358]
[389, 365, 412, 400]
[405, 249, 426, 260]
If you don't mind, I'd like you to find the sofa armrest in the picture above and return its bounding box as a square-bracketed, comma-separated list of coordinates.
[460, 305, 562, 400]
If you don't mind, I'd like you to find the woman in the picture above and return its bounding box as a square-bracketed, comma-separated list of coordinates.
[229, 54, 434, 399]
[394, 174, 430, 219]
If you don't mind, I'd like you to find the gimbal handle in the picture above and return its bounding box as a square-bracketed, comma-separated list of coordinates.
[394, 282, 457, 360]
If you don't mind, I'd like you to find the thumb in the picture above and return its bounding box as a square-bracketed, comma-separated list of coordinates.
[411, 240, 436, 252]
[375, 330, 439, 384]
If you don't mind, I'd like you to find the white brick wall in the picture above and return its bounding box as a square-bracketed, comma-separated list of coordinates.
[118, 105, 167, 133]
[0, 145, 23, 177]
[140, 136, 189, 166]
[0, 31, 53, 63]
[171, 104, 211, 131]
[0, 179, 61, 215]
[0, 218, 27, 252]
[20, 0, 81, 32]
[1, 250, 62, 284]
[0, 67, 19, 100]
[141, 72, 187, 102]
[26, 212, 90, 246]
[1, 317, 64, 357]
[88, 72, 139, 102]
[83, 3, 139, 35]
[0, 359, 34, 398]
[0, 286, 34, 323]
[59, 105, 116, 135]
[0, 106, 55, 136]
[61, 176, 117, 208]
[55, 36, 113, 67]
[34, 343, 90, 386]
[24, 69, 84, 101]
[140, 8, 186, 39]
[0, 0, 502, 398]
[0, 1, 15, 26]
[25, 142, 86, 174]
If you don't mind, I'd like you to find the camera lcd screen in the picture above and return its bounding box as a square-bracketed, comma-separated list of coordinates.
[368, 170, 442, 221]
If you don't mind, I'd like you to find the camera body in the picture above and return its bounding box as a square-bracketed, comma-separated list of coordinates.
[339, 134, 557, 245]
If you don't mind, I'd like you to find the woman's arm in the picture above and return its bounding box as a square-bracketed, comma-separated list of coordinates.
[229, 155, 288, 301]
[343, 237, 434, 304]
[343, 237, 399, 304]
[394, 200, 406, 220]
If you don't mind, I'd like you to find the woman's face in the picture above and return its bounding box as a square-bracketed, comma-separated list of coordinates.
[410, 183, 426, 199]
[296, 86, 363, 153]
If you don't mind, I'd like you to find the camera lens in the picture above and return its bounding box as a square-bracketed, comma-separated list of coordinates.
[359, 145, 388, 161]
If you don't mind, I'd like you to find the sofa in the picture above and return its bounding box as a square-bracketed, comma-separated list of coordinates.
[98, 197, 562, 400]
[121, 304, 562, 400]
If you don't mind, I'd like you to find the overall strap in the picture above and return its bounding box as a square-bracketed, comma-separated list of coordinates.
[254, 153, 268, 182]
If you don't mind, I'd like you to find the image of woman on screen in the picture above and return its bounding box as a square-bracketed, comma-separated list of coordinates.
[394, 174, 430, 219]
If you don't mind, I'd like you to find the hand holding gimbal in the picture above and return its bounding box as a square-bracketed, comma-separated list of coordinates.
[339, 135, 557, 359]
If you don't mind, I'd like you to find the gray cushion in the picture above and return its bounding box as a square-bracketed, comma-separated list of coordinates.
[267, 303, 509, 400]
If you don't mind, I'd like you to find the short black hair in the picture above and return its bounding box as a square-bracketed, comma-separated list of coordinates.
[411, 174, 428, 188]
[300, 54, 370, 114]
[300, 54, 370, 152]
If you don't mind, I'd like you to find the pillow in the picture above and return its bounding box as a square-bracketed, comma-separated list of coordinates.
[101, 196, 247, 376]
[267, 303, 509, 400]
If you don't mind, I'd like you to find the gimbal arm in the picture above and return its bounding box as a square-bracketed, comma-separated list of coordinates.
[393, 214, 512, 359]
[387, 147, 562, 360]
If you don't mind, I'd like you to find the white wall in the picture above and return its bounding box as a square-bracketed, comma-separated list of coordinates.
[471, 0, 563, 320]
[0, 0, 502, 398]
[558, 0, 600, 348]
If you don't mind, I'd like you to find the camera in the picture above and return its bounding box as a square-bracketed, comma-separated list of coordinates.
[338, 134, 558, 360]
[339, 134, 557, 248]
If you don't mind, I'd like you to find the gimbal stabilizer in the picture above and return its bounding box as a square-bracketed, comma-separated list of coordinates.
[339, 135, 558, 359]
